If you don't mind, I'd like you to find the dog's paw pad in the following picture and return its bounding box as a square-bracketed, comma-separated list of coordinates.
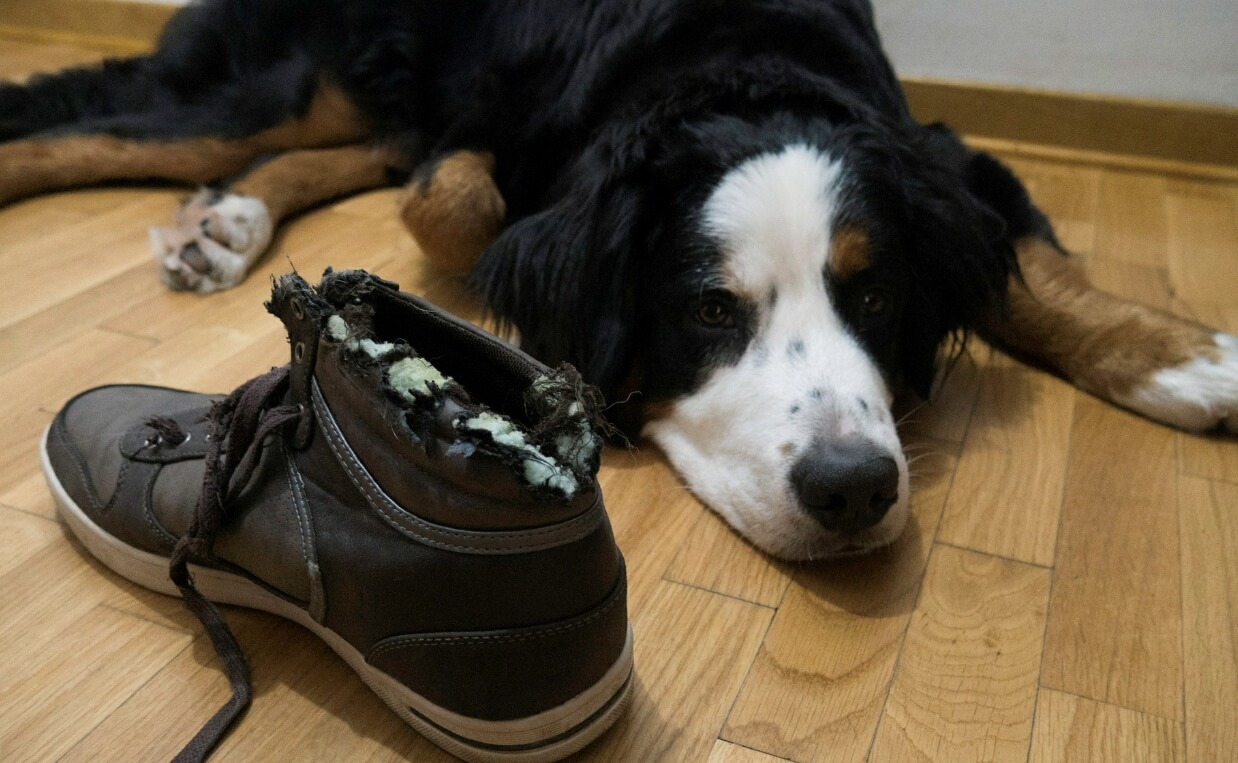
[150, 190, 273, 293]
[1118, 332, 1238, 434]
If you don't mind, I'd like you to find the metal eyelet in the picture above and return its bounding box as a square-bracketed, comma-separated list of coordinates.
[291, 298, 305, 320]
[294, 342, 306, 363]
[143, 435, 163, 449]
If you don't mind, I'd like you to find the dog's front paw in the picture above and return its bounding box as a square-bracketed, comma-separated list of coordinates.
[150, 190, 273, 293]
[1116, 332, 1238, 434]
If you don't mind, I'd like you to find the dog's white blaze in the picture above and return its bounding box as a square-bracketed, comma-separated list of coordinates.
[1116, 332, 1238, 433]
[645, 145, 909, 560]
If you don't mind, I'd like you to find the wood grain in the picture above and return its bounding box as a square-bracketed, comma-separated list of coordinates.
[937, 355, 1075, 566]
[664, 506, 794, 608]
[707, 740, 794, 763]
[869, 544, 1050, 763]
[1041, 396, 1183, 720]
[1165, 182, 1238, 307]
[1028, 689, 1184, 763]
[1092, 171, 1169, 268]
[583, 581, 773, 762]
[1177, 476, 1238, 763]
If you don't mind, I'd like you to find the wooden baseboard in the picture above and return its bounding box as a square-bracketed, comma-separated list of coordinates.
[2, 0, 1235, 172]
[0, 0, 173, 54]
[903, 77, 1238, 171]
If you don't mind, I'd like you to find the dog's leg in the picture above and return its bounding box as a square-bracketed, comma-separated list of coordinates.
[0, 80, 369, 206]
[151, 144, 406, 292]
[984, 237, 1238, 433]
[0, 135, 268, 206]
[399, 150, 506, 272]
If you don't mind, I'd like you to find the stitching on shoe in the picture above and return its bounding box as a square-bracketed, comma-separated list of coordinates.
[284, 445, 326, 622]
[103, 458, 130, 513]
[55, 421, 104, 512]
[312, 382, 603, 554]
[142, 467, 179, 546]
[367, 582, 624, 654]
[283, 442, 313, 568]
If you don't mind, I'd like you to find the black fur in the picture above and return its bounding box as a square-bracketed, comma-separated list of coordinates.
[3, 0, 1045, 426]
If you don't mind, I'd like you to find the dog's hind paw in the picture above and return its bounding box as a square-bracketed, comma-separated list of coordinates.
[1116, 332, 1238, 434]
[150, 189, 273, 293]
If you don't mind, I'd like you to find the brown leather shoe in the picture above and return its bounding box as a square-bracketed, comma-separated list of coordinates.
[41, 269, 632, 763]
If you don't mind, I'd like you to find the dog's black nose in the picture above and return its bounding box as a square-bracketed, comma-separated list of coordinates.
[791, 439, 899, 533]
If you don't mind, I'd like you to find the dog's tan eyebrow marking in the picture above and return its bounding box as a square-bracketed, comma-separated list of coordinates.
[829, 226, 871, 281]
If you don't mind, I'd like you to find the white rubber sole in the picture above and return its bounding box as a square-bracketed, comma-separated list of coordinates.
[41, 427, 633, 762]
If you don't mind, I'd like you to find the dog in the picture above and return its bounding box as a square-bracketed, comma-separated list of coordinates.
[2, 0, 1235, 560]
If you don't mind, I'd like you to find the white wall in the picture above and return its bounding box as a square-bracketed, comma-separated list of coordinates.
[143, 0, 1238, 107]
[872, 0, 1238, 107]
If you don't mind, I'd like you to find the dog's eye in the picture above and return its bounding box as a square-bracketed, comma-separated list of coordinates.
[695, 298, 734, 328]
[860, 288, 892, 317]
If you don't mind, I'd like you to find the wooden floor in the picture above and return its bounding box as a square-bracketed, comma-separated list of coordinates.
[2, 39, 1236, 763]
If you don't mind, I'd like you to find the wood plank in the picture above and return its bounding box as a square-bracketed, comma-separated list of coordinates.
[707, 740, 793, 763]
[0, 604, 191, 761]
[0, 470, 57, 519]
[598, 446, 706, 618]
[0, 261, 158, 377]
[1092, 171, 1169, 268]
[1041, 396, 1183, 720]
[0, 503, 61, 579]
[1178, 476, 1238, 763]
[664, 506, 794, 608]
[583, 581, 772, 763]
[0, 193, 179, 330]
[1028, 689, 1184, 763]
[721, 452, 956, 763]
[60, 607, 454, 763]
[869, 545, 1049, 763]
[937, 354, 1075, 566]
[1165, 182, 1238, 306]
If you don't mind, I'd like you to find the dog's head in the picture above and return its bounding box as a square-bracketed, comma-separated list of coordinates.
[476, 102, 1034, 559]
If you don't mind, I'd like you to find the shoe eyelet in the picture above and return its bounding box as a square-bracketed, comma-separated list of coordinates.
[294, 342, 306, 363]
[143, 435, 163, 449]
[291, 298, 305, 320]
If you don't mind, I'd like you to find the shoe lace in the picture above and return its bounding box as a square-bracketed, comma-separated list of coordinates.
[166, 365, 302, 763]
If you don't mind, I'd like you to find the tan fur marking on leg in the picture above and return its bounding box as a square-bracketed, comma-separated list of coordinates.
[0, 135, 262, 203]
[828, 226, 871, 281]
[0, 79, 371, 204]
[400, 150, 506, 273]
[252, 79, 371, 150]
[988, 237, 1219, 400]
[232, 144, 404, 222]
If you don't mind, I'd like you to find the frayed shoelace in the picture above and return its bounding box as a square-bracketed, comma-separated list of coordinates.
[160, 365, 302, 763]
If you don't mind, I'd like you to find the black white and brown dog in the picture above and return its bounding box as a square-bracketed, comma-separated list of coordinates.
[2, 0, 1234, 559]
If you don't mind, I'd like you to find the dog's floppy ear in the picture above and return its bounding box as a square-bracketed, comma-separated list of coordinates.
[895, 125, 1020, 398]
[471, 150, 646, 396]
